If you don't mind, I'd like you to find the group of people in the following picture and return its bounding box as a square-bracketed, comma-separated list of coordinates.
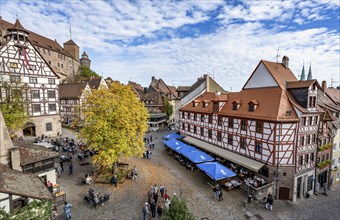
[144, 184, 171, 220]
[85, 188, 110, 207]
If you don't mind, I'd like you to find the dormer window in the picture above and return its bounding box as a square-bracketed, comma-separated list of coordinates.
[192, 100, 199, 107]
[202, 101, 209, 108]
[248, 100, 258, 112]
[232, 100, 241, 110]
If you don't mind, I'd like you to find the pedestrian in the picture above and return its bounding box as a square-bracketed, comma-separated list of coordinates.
[265, 194, 273, 210]
[157, 201, 163, 219]
[218, 187, 223, 201]
[111, 175, 118, 187]
[63, 202, 72, 220]
[143, 202, 150, 220]
[153, 192, 158, 204]
[164, 190, 169, 200]
[160, 185, 165, 198]
[213, 185, 219, 199]
[150, 199, 156, 218]
[68, 162, 73, 176]
[60, 160, 64, 172]
[150, 135, 153, 142]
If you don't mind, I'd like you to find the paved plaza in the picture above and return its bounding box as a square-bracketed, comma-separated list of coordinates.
[53, 129, 340, 220]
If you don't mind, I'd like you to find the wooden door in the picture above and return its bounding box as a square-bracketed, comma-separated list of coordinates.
[279, 187, 290, 200]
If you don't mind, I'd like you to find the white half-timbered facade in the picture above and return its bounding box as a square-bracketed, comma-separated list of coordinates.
[0, 19, 60, 136]
[179, 56, 322, 201]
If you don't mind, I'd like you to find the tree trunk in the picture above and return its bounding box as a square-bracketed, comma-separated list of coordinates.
[112, 162, 118, 174]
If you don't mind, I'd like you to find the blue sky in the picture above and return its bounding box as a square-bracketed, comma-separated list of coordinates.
[2, 0, 339, 91]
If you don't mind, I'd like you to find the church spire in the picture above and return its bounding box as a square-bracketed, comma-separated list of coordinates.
[307, 62, 312, 80]
[300, 63, 306, 81]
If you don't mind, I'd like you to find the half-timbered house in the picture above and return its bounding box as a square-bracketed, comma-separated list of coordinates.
[59, 82, 90, 125]
[0, 19, 61, 137]
[179, 56, 321, 201]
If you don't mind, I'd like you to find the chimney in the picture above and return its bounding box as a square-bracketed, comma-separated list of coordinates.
[282, 56, 289, 69]
[11, 148, 22, 171]
[151, 76, 155, 81]
[322, 80, 327, 92]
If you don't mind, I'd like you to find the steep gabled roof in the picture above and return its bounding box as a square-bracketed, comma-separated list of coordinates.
[0, 163, 53, 200]
[59, 82, 87, 99]
[261, 60, 298, 89]
[128, 81, 144, 95]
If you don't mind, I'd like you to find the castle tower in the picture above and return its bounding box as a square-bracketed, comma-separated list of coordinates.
[80, 51, 91, 68]
[63, 39, 79, 62]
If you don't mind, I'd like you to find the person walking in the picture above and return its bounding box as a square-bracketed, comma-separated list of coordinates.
[68, 162, 73, 176]
[218, 187, 223, 201]
[63, 202, 72, 220]
[265, 194, 271, 209]
[60, 160, 64, 172]
[157, 201, 163, 219]
[143, 202, 150, 220]
[160, 185, 165, 198]
[150, 199, 156, 218]
[111, 175, 118, 187]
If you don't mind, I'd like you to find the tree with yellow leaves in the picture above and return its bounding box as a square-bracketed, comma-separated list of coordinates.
[78, 81, 148, 170]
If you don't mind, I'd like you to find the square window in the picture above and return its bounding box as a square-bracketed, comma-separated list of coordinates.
[249, 103, 255, 112]
[48, 78, 55, 84]
[31, 90, 40, 99]
[47, 90, 56, 98]
[10, 75, 20, 83]
[32, 104, 41, 112]
[49, 104, 56, 111]
[29, 77, 37, 84]
[232, 103, 238, 111]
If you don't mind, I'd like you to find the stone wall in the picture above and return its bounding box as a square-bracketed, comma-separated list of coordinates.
[30, 114, 61, 137]
[267, 165, 295, 200]
[0, 110, 13, 164]
[36, 46, 80, 81]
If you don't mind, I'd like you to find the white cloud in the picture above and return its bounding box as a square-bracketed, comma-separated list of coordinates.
[2, 0, 339, 90]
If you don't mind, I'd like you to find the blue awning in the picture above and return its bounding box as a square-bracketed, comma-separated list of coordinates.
[175, 144, 197, 155]
[162, 133, 183, 140]
[197, 162, 237, 181]
[163, 139, 182, 150]
[182, 150, 215, 164]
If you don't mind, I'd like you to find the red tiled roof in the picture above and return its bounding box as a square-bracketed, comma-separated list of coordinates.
[181, 89, 299, 121]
